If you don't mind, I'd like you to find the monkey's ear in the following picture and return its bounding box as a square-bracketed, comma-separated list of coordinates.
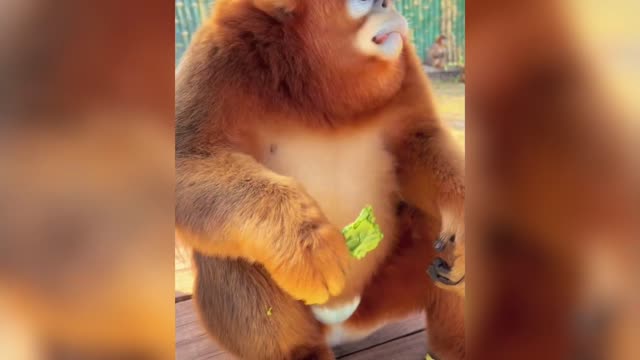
[253, 0, 298, 22]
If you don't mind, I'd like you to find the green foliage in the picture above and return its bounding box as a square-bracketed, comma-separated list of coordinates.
[342, 206, 384, 260]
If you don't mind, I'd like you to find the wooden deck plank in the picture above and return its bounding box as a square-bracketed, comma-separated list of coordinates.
[339, 331, 427, 360]
[176, 299, 425, 360]
[176, 300, 226, 359]
[332, 315, 425, 358]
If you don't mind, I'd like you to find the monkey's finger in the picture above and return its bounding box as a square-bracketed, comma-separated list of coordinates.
[272, 262, 331, 305]
[317, 231, 349, 297]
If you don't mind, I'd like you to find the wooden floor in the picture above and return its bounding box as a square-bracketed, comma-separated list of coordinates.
[175, 249, 429, 360]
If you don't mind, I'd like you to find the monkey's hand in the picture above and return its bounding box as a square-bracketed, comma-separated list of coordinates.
[429, 210, 465, 297]
[428, 252, 465, 298]
[435, 207, 463, 254]
[254, 180, 350, 305]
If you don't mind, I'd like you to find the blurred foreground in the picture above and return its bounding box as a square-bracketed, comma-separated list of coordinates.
[0, 1, 174, 359]
[467, 0, 639, 359]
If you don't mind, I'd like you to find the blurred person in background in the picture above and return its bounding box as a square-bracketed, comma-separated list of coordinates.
[425, 35, 448, 70]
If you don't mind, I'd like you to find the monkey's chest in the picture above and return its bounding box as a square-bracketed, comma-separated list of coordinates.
[260, 126, 398, 325]
[260, 126, 397, 236]
[259, 126, 399, 337]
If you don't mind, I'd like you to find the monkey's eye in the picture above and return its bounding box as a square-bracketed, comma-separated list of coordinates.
[347, 0, 374, 19]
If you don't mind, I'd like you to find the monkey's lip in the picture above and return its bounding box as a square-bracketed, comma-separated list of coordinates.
[372, 18, 409, 45]
[373, 31, 404, 44]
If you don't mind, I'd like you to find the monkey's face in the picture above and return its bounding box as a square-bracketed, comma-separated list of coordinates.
[345, 0, 409, 61]
[248, 0, 409, 62]
[216, 0, 412, 115]
[296, 0, 410, 113]
[300, 0, 409, 64]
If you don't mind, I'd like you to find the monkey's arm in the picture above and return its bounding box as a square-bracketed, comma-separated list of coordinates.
[176, 151, 296, 256]
[392, 118, 465, 260]
[176, 150, 335, 258]
[176, 151, 349, 305]
[393, 122, 465, 295]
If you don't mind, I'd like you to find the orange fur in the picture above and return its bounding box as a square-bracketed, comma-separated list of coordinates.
[175, 0, 465, 358]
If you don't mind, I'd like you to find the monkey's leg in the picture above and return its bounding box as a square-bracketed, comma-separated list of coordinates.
[193, 252, 334, 360]
[425, 287, 466, 360]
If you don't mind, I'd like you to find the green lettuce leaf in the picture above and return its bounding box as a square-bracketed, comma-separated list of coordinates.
[342, 205, 384, 260]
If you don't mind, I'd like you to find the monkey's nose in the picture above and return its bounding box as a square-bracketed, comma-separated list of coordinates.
[377, 0, 392, 9]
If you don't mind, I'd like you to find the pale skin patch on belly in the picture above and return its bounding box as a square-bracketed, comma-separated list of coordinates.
[257, 123, 399, 303]
[314, 297, 386, 346]
[312, 296, 361, 325]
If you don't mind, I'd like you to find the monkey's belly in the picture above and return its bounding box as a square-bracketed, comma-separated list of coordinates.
[312, 298, 388, 346]
[260, 125, 399, 315]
